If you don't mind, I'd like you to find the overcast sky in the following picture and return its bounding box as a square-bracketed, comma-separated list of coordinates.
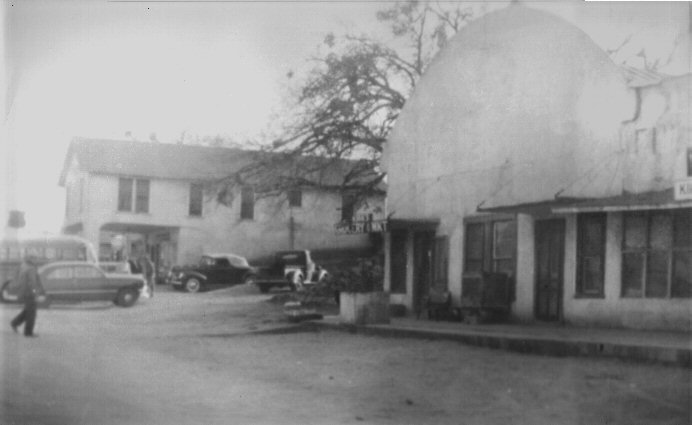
[3, 0, 690, 233]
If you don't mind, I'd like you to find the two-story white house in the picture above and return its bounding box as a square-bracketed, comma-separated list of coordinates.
[382, 4, 691, 331]
[60, 138, 385, 271]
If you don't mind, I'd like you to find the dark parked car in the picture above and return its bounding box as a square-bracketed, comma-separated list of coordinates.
[168, 253, 257, 293]
[255, 250, 328, 293]
[1, 261, 145, 307]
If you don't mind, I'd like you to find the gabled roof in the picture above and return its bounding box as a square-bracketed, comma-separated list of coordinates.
[59, 138, 254, 185]
[59, 138, 385, 191]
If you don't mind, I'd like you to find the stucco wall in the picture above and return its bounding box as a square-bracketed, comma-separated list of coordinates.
[383, 5, 633, 313]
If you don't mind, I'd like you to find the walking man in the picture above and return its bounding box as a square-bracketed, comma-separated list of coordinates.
[10, 255, 45, 337]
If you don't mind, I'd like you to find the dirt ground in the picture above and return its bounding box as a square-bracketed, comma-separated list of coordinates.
[1, 284, 690, 425]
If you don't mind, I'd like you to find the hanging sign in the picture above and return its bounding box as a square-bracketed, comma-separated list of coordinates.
[674, 178, 692, 201]
[335, 217, 387, 235]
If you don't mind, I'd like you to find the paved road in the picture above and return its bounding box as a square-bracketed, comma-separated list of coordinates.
[1, 285, 690, 425]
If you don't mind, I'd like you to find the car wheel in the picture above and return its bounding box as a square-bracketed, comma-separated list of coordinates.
[184, 278, 202, 293]
[115, 288, 139, 307]
[0, 281, 18, 303]
[258, 284, 270, 294]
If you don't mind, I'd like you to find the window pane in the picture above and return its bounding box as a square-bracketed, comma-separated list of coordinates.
[216, 258, 230, 267]
[623, 213, 647, 250]
[74, 266, 102, 278]
[288, 189, 302, 208]
[241, 186, 254, 220]
[493, 259, 513, 275]
[189, 183, 203, 216]
[648, 213, 672, 249]
[465, 223, 484, 260]
[673, 209, 692, 248]
[582, 256, 604, 293]
[118, 178, 133, 211]
[622, 252, 644, 297]
[582, 215, 606, 255]
[341, 193, 355, 222]
[671, 251, 692, 298]
[493, 221, 515, 259]
[135, 179, 150, 213]
[578, 214, 606, 296]
[48, 267, 73, 279]
[645, 251, 669, 298]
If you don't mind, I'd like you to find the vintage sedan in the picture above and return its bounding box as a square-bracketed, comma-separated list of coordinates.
[1, 261, 145, 307]
[168, 253, 257, 293]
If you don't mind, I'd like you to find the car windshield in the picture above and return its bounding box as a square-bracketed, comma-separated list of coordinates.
[200, 256, 215, 267]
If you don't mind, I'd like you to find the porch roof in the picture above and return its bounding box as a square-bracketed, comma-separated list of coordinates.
[551, 188, 692, 213]
[478, 188, 692, 215]
[387, 218, 440, 231]
[477, 197, 587, 215]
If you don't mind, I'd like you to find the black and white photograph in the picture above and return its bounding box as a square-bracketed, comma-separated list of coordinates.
[1, 0, 691, 423]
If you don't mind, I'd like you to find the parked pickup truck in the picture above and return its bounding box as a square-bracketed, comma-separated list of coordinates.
[254, 250, 328, 293]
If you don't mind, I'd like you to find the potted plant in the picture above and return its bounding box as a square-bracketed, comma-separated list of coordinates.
[329, 257, 389, 325]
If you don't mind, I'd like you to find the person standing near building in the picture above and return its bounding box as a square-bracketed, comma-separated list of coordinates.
[138, 252, 155, 298]
[10, 255, 45, 337]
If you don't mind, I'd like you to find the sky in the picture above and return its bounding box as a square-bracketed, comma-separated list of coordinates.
[2, 0, 690, 234]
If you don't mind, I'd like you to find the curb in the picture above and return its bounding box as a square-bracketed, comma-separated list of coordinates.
[307, 321, 692, 368]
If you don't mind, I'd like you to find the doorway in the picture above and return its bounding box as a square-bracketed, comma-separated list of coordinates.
[534, 219, 565, 321]
[413, 231, 435, 315]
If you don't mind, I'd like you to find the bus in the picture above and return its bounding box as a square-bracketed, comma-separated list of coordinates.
[0, 235, 98, 299]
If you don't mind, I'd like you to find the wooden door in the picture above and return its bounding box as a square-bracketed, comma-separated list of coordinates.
[413, 231, 434, 313]
[535, 219, 565, 321]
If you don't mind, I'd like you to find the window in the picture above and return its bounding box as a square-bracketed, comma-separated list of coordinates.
[622, 209, 692, 298]
[215, 258, 231, 267]
[240, 186, 254, 220]
[576, 213, 606, 297]
[341, 192, 356, 222]
[687, 147, 692, 177]
[189, 183, 204, 216]
[464, 219, 516, 276]
[135, 179, 149, 213]
[288, 189, 302, 208]
[48, 267, 73, 279]
[118, 178, 149, 213]
[74, 265, 103, 279]
[228, 256, 249, 268]
[118, 178, 133, 211]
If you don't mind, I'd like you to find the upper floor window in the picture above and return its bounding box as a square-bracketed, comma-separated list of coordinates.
[622, 209, 692, 298]
[341, 192, 356, 222]
[189, 183, 203, 217]
[687, 147, 692, 177]
[118, 178, 149, 213]
[288, 189, 302, 208]
[576, 213, 606, 297]
[240, 186, 254, 220]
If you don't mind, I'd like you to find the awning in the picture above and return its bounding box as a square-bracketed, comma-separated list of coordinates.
[477, 197, 587, 215]
[387, 218, 440, 231]
[551, 188, 692, 213]
[476, 189, 692, 215]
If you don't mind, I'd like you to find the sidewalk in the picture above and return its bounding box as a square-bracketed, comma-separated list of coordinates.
[312, 315, 692, 368]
